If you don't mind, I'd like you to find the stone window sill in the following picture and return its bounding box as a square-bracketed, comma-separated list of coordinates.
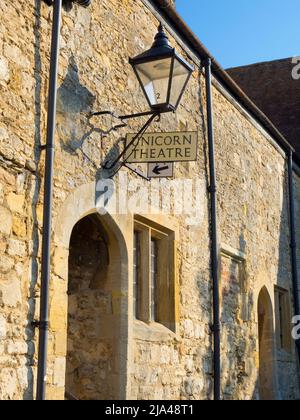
[133, 319, 180, 343]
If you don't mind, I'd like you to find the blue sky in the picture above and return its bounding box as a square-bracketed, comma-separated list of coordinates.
[176, 0, 300, 69]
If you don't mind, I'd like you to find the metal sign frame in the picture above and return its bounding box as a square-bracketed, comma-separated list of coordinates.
[125, 131, 198, 164]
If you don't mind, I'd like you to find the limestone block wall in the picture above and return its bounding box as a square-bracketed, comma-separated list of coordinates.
[0, 161, 37, 400]
[0, 0, 299, 400]
[212, 83, 299, 399]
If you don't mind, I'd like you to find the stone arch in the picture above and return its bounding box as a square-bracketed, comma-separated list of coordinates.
[50, 182, 129, 400]
[257, 286, 277, 400]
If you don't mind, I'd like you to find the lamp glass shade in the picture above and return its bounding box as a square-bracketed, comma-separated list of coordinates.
[135, 57, 172, 108]
[169, 57, 191, 108]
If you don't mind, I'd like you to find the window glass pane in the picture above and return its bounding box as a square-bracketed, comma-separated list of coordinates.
[136, 58, 172, 106]
[275, 287, 291, 352]
[133, 232, 140, 319]
[169, 58, 190, 108]
[150, 239, 158, 322]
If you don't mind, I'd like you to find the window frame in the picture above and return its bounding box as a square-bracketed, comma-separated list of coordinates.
[133, 230, 140, 320]
[274, 286, 292, 353]
[133, 217, 177, 332]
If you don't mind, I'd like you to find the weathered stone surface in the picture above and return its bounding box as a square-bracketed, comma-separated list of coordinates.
[7, 239, 26, 257]
[0, 315, 7, 340]
[7, 341, 28, 355]
[17, 366, 29, 390]
[0, 205, 12, 235]
[0, 254, 14, 274]
[0, 126, 8, 142]
[53, 357, 66, 388]
[12, 216, 27, 238]
[0, 368, 17, 400]
[6, 193, 25, 214]
[49, 278, 68, 332]
[54, 332, 67, 357]
[0, 57, 9, 82]
[3, 43, 30, 69]
[0, 166, 15, 186]
[0, 276, 22, 307]
[52, 247, 69, 280]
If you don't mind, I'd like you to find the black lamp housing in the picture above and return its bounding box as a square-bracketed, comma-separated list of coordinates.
[43, 0, 91, 6]
[129, 24, 194, 113]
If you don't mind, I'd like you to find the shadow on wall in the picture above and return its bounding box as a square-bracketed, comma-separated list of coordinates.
[56, 56, 122, 179]
[57, 55, 96, 151]
[57, 55, 95, 117]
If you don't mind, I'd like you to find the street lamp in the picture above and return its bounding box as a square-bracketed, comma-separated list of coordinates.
[130, 24, 194, 113]
[93, 24, 194, 170]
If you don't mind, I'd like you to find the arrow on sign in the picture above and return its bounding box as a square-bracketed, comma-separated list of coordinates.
[153, 165, 170, 175]
[148, 162, 174, 178]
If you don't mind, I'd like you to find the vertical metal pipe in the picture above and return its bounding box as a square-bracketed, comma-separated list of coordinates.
[205, 58, 221, 400]
[287, 151, 300, 363]
[36, 0, 62, 401]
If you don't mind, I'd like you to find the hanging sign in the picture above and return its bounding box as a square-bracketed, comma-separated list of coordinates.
[124, 131, 198, 163]
[148, 162, 174, 178]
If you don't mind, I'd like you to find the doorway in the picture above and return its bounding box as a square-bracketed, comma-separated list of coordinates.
[65, 214, 126, 400]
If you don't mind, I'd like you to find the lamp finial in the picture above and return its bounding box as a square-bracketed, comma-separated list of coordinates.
[152, 23, 171, 49]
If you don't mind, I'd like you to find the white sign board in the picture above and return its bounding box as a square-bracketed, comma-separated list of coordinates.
[125, 131, 198, 163]
[148, 162, 174, 178]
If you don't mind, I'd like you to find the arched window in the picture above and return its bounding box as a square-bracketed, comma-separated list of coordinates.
[258, 287, 276, 400]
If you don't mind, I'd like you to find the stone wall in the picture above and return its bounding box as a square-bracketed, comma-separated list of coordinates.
[212, 81, 299, 399]
[0, 0, 299, 400]
[0, 161, 36, 400]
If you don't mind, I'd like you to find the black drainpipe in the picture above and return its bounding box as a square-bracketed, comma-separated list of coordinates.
[287, 151, 300, 363]
[204, 58, 221, 400]
[36, 0, 91, 401]
[36, 0, 63, 401]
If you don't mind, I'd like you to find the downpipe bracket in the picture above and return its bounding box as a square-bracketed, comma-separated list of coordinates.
[210, 323, 221, 333]
[31, 320, 50, 331]
[290, 241, 297, 249]
[208, 185, 217, 194]
[39, 144, 55, 151]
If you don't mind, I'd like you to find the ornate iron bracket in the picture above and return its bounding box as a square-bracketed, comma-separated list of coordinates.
[89, 110, 161, 170]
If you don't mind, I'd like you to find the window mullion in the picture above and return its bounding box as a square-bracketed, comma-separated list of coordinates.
[150, 238, 158, 322]
[140, 228, 151, 322]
